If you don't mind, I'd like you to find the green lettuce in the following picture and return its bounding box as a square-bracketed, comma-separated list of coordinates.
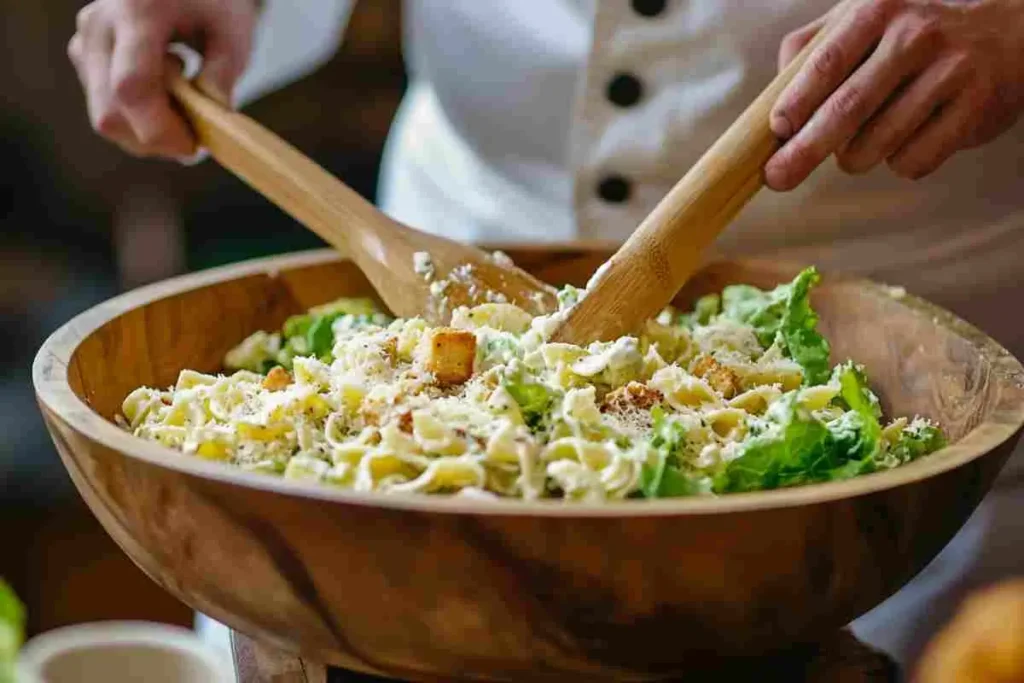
[556, 285, 582, 310]
[677, 294, 721, 328]
[720, 267, 831, 385]
[830, 362, 882, 461]
[640, 407, 712, 498]
[713, 391, 878, 494]
[279, 299, 393, 364]
[503, 377, 557, 432]
[0, 579, 24, 683]
[887, 420, 947, 466]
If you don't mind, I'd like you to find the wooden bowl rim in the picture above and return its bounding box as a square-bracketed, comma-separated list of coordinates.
[33, 246, 1024, 517]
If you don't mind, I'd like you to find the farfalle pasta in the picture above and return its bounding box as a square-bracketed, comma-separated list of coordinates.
[120, 267, 946, 501]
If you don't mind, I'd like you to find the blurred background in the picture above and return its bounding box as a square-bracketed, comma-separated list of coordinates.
[1, 0, 405, 635]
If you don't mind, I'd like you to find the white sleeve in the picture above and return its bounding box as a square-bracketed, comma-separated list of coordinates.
[234, 0, 355, 107]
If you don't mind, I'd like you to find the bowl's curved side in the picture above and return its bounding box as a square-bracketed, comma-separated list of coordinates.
[35, 395, 1020, 680]
[31, 248, 1024, 680]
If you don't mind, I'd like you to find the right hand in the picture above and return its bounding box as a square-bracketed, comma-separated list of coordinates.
[68, 0, 258, 159]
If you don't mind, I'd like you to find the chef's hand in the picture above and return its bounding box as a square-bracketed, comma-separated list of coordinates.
[766, 0, 1024, 191]
[68, 0, 258, 159]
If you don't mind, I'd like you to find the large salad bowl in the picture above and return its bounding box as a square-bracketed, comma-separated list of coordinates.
[33, 246, 1024, 681]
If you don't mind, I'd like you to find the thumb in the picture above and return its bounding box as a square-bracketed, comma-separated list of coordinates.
[195, 4, 256, 107]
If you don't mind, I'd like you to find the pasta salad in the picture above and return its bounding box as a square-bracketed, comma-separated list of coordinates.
[120, 267, 945, 501]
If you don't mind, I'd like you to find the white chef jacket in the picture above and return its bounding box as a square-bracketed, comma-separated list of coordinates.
[199, 0, 1023, 672]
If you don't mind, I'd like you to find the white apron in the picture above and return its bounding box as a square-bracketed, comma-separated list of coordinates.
[201, 0, 1024, 671]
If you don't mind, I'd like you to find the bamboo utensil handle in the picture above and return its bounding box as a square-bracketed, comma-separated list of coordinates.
[167, 69, 558, 321]
[550, 26, 832, 345]
[168, 71, 378, 257]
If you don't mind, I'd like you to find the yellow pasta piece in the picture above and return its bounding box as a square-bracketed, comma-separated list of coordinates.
[650, 366, 720, 410]
[799, 384, 840, 412]
[704, 408, 748, 441]
[196, 441, 230, 462]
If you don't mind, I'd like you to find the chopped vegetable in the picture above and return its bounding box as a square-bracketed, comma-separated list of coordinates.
[640, 407, 711, 497]
[503, 376, 557, 432]
[887, 420, 947, 466]
[678, 293, 721, 328]
[720, 267, 831, 385]
[713, 389, 883, 494]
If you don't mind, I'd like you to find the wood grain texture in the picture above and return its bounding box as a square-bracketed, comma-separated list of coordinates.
[230, 628, 900, 683]
[167, 74, 558, 321]
[33, 247, 1024, 682]
[551, 26, 831, 345]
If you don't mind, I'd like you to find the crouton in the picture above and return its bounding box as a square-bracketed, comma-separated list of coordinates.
[261, 366, 292, 391]
[602, 382, 664, 413]
[416, 327, 477, 385]
[690, 354, 740, 399]
[381, 336, 399, 365]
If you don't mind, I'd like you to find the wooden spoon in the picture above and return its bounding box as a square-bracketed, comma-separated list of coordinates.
[167, 71, 558, 324]
[550, 26, 832, 344]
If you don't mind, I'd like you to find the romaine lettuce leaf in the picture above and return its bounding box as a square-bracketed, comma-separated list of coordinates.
[640, 407, 711, 497]
[713, 390, 878, 493]
[677, 294, 721, 328]
[276, 299, 394, 363]
[721, 267, 831, 385]
[282, 313, 313, 341]
[831, 362, 882, 460]
[887, 420, 947, 466]
[503, 378, 557, 432]
[557, 285, 582, 310]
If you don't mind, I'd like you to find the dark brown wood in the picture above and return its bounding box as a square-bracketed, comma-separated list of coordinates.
[33, 248, 1024, 681]
[229, 628, 900, 683]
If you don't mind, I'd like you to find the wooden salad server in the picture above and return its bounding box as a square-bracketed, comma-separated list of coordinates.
[550, 26, 833, 344]
[167, 70, 558, 324]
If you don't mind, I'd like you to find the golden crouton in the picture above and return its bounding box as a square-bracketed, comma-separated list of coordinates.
[261, 366, 292, 391]
[690, 354, 740, 399]
[602, 382, 664, 414]
[381, 336, 399, 366]
[417, 327, 477, 385]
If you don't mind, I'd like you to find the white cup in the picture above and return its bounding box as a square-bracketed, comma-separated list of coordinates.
[15, 621, 234, 683]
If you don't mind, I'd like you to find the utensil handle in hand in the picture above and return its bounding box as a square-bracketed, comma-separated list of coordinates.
[167, 69, 383, 257]
[551, 25, 833, 344]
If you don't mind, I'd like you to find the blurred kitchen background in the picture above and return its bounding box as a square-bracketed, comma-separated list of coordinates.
[1, 0, 405, 634]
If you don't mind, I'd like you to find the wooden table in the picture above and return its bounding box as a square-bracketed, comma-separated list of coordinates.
[229, 628, 901, 682]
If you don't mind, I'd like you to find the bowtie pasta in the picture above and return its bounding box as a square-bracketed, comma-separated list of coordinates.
[120, 267, 945, 501]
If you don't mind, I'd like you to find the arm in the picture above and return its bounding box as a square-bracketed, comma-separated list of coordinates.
[765, 0, 1024, 191]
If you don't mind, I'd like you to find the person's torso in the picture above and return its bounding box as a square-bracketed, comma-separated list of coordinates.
[385, 1, 1022, 310]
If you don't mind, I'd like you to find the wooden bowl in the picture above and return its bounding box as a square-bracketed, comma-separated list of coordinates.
[33, 247, 1024, 682]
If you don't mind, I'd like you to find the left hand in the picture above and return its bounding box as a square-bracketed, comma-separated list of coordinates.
[765, 0, 1024, 191]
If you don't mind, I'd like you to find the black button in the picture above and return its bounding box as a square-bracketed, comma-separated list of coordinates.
[597, 175, 631, 203]
[632, 0, 668, 17]
[606, 73, 643, 107]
